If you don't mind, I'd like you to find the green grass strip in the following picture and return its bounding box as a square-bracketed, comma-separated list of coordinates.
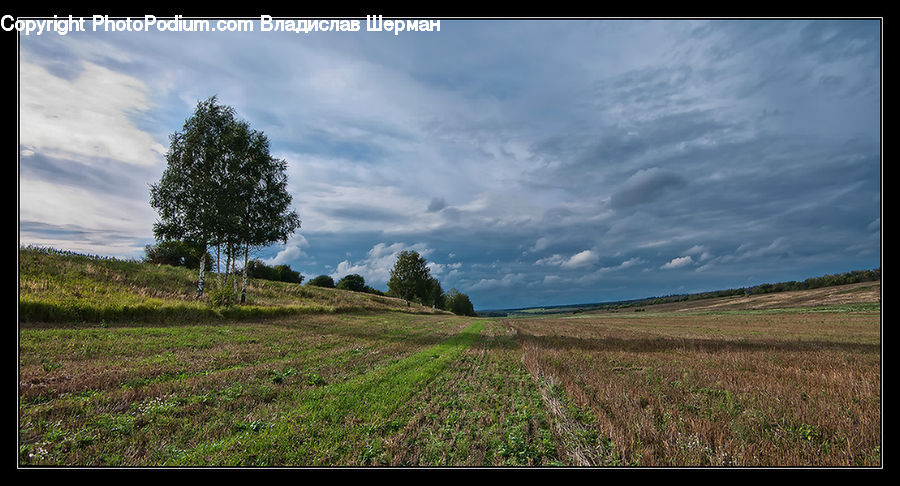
[175, 320, 484, 466]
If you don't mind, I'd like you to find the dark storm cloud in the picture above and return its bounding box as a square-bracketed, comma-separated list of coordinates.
[610, 169, 688, 209]
[318, 205, 408, 223]
[426, 197, 447, 213]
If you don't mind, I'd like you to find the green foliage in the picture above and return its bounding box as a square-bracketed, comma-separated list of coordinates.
[444, 288, 476, 317]
[362, 286, 385, 296]
[336, 274, 366, 292]
[425, 277, 445, 309]
[387, 250, 432, 304]
[207, 283, 238, 308]
[149, 95, 301, 299]
[144, 240, 213, 270]
[307, 275, 335, 288]
[246, 259, 303, 284]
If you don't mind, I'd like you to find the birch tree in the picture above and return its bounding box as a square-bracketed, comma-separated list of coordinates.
[236, 129, 300, 304]
[151, 97, 234, 297]
[150, 96, 300, 302]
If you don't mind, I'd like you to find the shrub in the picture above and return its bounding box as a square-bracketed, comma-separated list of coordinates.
[336, 274, 366, 292]
[144, 241, 213, 270]
[246, 259, 303, 284]
[307, 275, 335, 288]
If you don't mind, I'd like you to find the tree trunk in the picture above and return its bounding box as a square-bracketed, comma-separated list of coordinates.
[241, 244, 249, 304]
[216, 243, 222, 288]
[196, 251, 206, 298]
[232, 248, 239, 303]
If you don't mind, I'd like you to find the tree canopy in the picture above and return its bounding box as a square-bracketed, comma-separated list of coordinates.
[445, 288, 476, 316]
[387, 250, 432, 304]
[150, 96, 300, 301]
[385, 250, 475, 314]
[307, 275, 336, 288]
[336, 274, 367, 292]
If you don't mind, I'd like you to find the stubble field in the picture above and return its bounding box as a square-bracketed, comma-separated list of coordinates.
[18, 250, 880, 467]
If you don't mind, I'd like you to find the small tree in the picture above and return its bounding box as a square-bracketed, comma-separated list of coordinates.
[445, 288, 476, 316]
[336, 274, 367, 292]
[387, 250, 431, 305]
[246, 259, 303, 284]
[307, 275, 336, 288]
[425, 276, 445, 308]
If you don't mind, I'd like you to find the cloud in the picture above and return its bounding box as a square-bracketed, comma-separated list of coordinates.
[684, 244, 713, 262]
[469, 273, 526, 291]
[535, 254, 566, 266]
[535, 250, 599, 270]
[610, 168, 687, 209]
[561, 250, 600, 269]
[16, 20, 881, 310]
[329, 242, 432, 286]
[264, 234, 310, 266]
[427, 197, 447, 213]
[661, 255, 694, 270]
[526, 237, 550, 253]
[19, 57, 166, 166]
[617, 257, 643, 269]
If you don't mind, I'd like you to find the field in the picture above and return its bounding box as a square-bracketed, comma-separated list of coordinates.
[18, 249, 881, 467]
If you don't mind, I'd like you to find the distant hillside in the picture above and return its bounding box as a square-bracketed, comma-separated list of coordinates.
[481, 269, 881, 317]
[18, 246, 450, 325]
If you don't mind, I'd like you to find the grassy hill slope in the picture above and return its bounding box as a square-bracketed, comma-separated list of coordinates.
[18, 247, 449, 325]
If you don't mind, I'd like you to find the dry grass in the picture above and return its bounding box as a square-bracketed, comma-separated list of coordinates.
[589, 281, 881, 314]
[509, 309, 881, 466]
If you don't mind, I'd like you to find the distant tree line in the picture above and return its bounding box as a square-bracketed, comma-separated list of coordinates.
[246, 259, 303, 284]
[306, 273, 385, 296]
[305, 250, 477, 316]
[143, 243, 304, 285]
[481, 268, 881, 317]
[385, 250, 475, 316]
[641, 268, 882, 306]
[22, 245, 139, 263]
[743, 269, 881, 295]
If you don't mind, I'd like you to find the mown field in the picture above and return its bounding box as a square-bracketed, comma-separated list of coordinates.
[18, 248, 881, 467]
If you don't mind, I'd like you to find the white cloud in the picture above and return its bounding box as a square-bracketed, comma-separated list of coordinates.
[536, 249, 599, 270]
[469, 273, 526, 291]
[561, 250, 599, 269]
[661, 255, 694, 270]
[617, 257, 642, 269]
[264, 234, 310, 266]
[867, 218, 880, 232]
[20, 177, 130, 231]
[329, 242, 431, 286]
[19, 57, 166, 166]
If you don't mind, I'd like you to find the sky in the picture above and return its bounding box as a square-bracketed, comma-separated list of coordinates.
[17, 17, 881, 310]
